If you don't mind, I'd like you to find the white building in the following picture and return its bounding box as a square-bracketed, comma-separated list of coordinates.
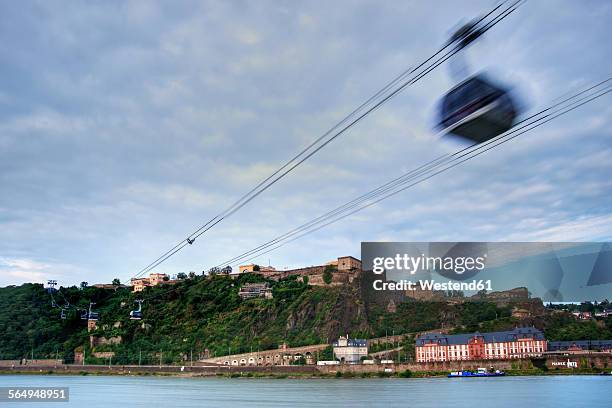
[332, 336, 368, 364]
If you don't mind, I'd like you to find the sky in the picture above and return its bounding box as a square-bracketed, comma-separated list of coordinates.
[1, 0, 611, 287]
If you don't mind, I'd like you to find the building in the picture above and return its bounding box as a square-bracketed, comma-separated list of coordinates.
[511, 307, 531, 319]
[548, 340, 612, 353]
[149, 273, 168, 285]
[240, 256, 362, 286]
[238, 283, 273, 299]
[130, 278, 150, 292]
[238, 264, 277, 274]
[131, 273, 172, 292]
[332, 336, 368, 363]
[571, 311, 592, 320]
[415, 327, 547, 362]
[326, 256, 362, 271]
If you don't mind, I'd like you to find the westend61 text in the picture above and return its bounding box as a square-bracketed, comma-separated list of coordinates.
[372, 279, 493, 292]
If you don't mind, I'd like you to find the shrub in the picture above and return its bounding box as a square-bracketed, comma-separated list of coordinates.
[323, 266, 334, 285]
[399, 369, 412, 378]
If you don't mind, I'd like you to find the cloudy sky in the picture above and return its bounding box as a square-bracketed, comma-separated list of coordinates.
[1, 0, 611, 287]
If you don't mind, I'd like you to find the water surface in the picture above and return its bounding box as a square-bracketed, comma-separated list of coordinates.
[0, 375, 609, 407]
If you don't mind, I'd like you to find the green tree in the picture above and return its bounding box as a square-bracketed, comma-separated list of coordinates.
[177, 273, 187, 280]
[323, 265, 334, 284]
[112, 278, 121, 286]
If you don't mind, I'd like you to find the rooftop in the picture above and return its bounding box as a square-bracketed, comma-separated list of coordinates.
[416, 327, 545, 346]
[333, 337, 368, 347]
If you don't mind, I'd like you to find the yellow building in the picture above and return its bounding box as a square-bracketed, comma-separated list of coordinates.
[131, 273, 170, 292]
[238, 264, 277, 274]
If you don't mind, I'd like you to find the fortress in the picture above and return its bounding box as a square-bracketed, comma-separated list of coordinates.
[241, 256, 362, 286]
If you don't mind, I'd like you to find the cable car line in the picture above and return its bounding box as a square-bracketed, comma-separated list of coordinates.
[223, 85, 612, 268]
[126, 78, 611, 308]
[130, 0, 523, 280]
[213, 79, 612, 268]
[214, 80, 611, 267]
[46, 0, 529, 318]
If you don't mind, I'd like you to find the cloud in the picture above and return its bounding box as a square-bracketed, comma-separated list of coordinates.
[0, 257, 84, 286]
[0, 0, 610, 285]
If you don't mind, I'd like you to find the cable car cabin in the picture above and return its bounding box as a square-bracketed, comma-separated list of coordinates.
[129, 310, 142, 320]
[438, 75, 517, 143]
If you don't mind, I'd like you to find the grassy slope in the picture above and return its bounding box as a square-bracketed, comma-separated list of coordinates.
[1, 276, 609, 363]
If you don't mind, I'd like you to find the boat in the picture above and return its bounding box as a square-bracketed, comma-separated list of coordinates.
[448, 368, 505, 378]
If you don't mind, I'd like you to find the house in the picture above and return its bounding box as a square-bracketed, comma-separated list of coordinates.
[238, 264, 277, 274]
[131, 273, 173, 292]
[332, 335, 368, 364]
[238, 283, 273, 299]
[571, 312, 592, 320]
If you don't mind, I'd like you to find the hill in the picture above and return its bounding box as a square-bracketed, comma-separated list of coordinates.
[2, 273, 609, 364]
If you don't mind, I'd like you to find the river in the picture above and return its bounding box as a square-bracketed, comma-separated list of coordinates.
[0, 375, 609, 407]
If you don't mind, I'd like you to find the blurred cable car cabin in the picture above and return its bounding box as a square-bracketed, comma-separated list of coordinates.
[437, 19, 519, 143]
[438, 75, 517, 143]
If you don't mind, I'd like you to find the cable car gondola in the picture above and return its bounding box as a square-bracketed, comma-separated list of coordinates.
[437, 20, 519, 143]
[81, 302, 99, 321]
[129, 299, 143, 320]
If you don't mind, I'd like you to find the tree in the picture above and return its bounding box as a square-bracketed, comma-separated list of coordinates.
[253, 265, 260, 271]
[176, 273, 187, 280]
[112, 278, 121, 286]
[162, 276, 170, 282]
[323, 265, 334, 285]
[80, 281, 88, 289]
[188, 271, 196, 279]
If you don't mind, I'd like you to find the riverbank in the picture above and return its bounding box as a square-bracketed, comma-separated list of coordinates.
[1, 365, 609, 379]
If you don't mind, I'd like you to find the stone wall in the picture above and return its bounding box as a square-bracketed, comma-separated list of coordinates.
[315, 354, 612, 374]
[0, 359, 63, 367]
[256, 266, 360, 287]
[200, 343, 328, 366]
[546, 353, 612, 370]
